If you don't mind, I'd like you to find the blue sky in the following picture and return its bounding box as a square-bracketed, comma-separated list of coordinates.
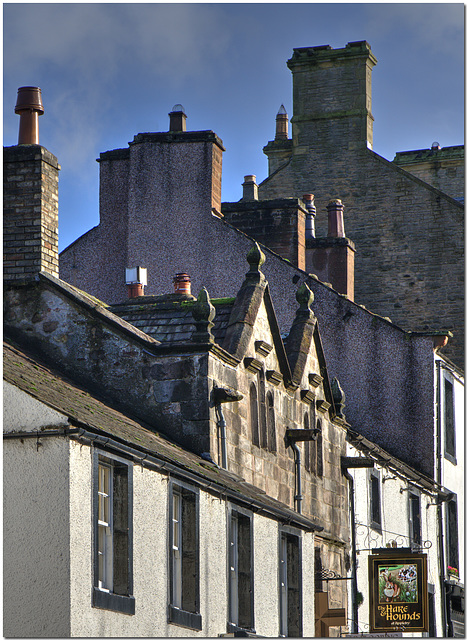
[3, 3, 464, 252]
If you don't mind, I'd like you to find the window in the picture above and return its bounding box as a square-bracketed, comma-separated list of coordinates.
[369, 471, 381, 530]
[447, 496, 459, 572]
[279, 528, 302, 637]
[316, 420, 323, 478]
[92, 451, 134, 614]
[408, 492, 421, 549]
[259, 368, 268, 449]
[250, 383, 260, 447]
[444, 378, 456, 462]
[304, 413, 310, 472]
[314, 546, 323, 593]
[228, 507, 254, 633]
[168, 481, 201, 630]
[307, 419, 323, 477]
[267, 391, 277, 453]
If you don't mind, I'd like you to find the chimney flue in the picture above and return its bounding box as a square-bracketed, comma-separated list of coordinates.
[169, 104, 187, 132]
[275, 104, 289, 140]
[173, 273, 191, 295]
[242, 175, 258, 201]
[15, 86, 44, 145]
[327, 199, 345, 238]
[303, 194, 316, 239]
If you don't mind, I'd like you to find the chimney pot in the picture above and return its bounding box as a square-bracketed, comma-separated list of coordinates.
[242, 175, 258, 201]
[125, 266, 147, 298]
[169, 104, 187, 132]
[431, 141, 440, 151]
[326, 199, 345, 238]
[275, 104, 289, 140]
[15, 86, 44, 145]
[303, 194, 316, 239]
[173, 272, 191, 295]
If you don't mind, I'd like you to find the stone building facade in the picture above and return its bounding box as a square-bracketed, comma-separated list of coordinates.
[258, 41, 464, 368]
[393, 144, 464, 201]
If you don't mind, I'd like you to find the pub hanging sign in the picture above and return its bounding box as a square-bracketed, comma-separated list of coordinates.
[368, 553, 428, 633]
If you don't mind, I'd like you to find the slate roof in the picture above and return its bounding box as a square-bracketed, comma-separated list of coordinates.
[4, 339, 321, 532]
[110, 294, 234, 345]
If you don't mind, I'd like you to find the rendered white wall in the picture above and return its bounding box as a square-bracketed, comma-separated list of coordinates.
[3, 381, 68, 432]
[67, 440, 315, 637]
[3, 436, 71, 637]
[347, 445, 443, 637]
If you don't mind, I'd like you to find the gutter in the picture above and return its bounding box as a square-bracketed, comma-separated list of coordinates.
[4, 425, 323, 533]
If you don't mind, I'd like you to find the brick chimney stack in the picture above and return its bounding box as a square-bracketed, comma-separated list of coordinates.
[4, 87, 60, 283]
[305, 198, 355, 300]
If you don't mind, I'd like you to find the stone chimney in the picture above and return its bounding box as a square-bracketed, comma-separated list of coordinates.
[306, 199, 355, 300]
[4, 87, 60, 283]
[262, 105, 293, 175]
[287, 41, 377, 151]
[242, 175, 258, 201]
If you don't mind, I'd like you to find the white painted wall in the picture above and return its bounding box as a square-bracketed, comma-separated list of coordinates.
[3, 435, 71, 637]
[66, 440, 316, 637]
[3, 381, 69, 432]
[438, 358, 464, 585]
[347, 445, 442, 637]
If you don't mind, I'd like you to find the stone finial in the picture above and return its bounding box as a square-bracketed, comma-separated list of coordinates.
[296, 282, 315, 317]
[192, 287, 215, 343]
[245, 242, 266, 283]
[331, 377, 346, 420]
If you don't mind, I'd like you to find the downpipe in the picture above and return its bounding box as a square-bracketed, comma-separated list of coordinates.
[291, 441, 303, 514]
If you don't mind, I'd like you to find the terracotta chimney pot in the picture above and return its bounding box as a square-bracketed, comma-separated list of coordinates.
[327, 199, 345, 238]
[173, 272, 191, 295]
[15, 86, 44, 145]
[303, 194, 316, 239]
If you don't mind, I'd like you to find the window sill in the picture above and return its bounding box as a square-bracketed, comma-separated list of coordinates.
[444, 452, 457, 465]
[168, 604, 202, 630]
[92, 587, 135, 615]
[227, 622, 256, 636]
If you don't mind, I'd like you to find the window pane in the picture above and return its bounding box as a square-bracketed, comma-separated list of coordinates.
[444, 379, 455, 458]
